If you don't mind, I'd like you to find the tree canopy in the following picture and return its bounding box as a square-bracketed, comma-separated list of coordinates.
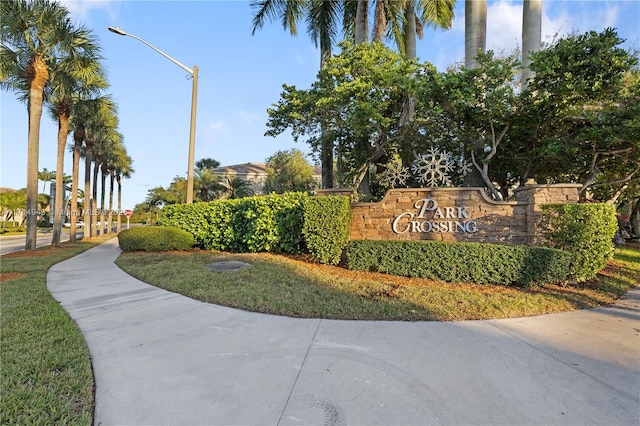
[263, 148, 318, 194]
[265, 29, 639, 204]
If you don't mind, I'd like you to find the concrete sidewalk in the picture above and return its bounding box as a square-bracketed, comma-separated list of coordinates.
[47, 238, 639, 426]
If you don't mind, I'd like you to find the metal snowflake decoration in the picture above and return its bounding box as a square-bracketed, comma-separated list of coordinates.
[458, 161, 473, 177]
[380, 163, 411, 188]
[411, 147, 455, 187]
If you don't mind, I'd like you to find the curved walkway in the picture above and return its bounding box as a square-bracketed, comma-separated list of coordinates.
[48, 238, 639, 426]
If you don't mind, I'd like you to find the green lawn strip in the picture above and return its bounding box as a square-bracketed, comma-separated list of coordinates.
[1, 238, 108, 425]
[115, 245, 639, 321]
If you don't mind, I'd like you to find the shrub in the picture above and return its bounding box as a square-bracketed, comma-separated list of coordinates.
[346, 240, 572, 287]
[118, 226, 194, 252]
[161, 193, 308, 253]
[539, 203, 618, 282]
[302, 196, 352, 265]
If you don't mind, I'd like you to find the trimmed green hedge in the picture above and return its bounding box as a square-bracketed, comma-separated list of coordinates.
[302, 196, 352, 265]
[346, 240, 572, 287]
[161, 193, 352, 263]
[539, 203, 618, 282]
[161, 193, 308, 253]
[118, 226, 195, 252]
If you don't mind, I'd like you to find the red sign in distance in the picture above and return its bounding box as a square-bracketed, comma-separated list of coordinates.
[125, 209, 133, 218]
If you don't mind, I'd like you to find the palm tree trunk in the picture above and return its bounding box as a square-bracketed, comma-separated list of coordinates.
[355, 0, 369, 44]
[99, 163, 107, 234]
[108, 170, 114, 235]
[25, 56, 48, 250]
[465, 0, 487, 69]
[52, 110, 69, 247]
[83, 143, 93, 239]
[522, 0, 542, 89]
[69, 127, 83, 243]
[404, 1, 417, 59]
[92, 155, 100, 237]
[116, 175, 122, 233]
[372, 0, 386, 42]
[464, 0, 488, 188]
[320, 44, 334, 189]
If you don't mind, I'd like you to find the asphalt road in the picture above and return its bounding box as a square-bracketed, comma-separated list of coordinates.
[0, 229, 85, 255]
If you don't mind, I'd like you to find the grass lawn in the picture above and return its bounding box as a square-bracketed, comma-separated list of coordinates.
[0, 236, 111, 425]
[115, 243, 640, 321]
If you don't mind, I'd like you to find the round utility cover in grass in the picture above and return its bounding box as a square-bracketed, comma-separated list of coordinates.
[206, 261, 252, 272]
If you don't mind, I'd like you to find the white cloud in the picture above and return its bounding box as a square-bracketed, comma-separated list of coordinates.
[58, 0, 119, 24]
[204, 119, 229, 140]
[542, 2, 622, 44]
[487, 1, 522, 54]
[237, 110, 262, 125]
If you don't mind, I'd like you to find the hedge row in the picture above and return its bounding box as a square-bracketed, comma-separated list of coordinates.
[538, 203, 618, 282]
[346, 240, 572, 287]
[118, 226, 194, 252]
[160, 193, 351, 264]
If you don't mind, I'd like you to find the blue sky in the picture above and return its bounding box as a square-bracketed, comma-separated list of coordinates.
[2, 0, 639, 210]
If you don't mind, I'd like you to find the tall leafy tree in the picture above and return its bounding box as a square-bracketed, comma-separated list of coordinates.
[522, 29, 639, 200]
[263, 148, 318, 193]
[266, 42, 425, 192]
[0, 0, 89, 249]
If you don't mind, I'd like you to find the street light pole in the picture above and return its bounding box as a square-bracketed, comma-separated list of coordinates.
[108, 26, 198, 203]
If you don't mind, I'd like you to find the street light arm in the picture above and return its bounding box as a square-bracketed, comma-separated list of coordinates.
[108, 26, 193, 75]
[108, 26, 199, 204]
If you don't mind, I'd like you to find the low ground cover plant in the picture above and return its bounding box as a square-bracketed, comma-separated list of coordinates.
[118, 226, 194, 252]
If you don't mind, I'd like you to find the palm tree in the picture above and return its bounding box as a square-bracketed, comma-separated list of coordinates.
[97, 130, 122, 235]
[402, 0, 455, 60]
[462, 0, 490, 187]
[465, 0, 486, 69]
[47, 39, 106, 246]
[355, 0, 369, 44]
[113, 153, 133, 234]
[38, 168, 56, 194]
[0, 189, 27, 227]
[195, 158, 220, 170]
[82, 99, 118, 238]
[252, 0, 342, 189]
[219, 176, 255, 200]
[522, 0, 542, 89]
[194, 168, 221, 202]
[69, 96, 112, 241]
[0, 0, 93, 249]
[106, 143, 122, 234]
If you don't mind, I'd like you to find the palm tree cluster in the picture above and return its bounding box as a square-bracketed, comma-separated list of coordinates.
[1, 0, 133, 249]
[252, 0, 455, 189]
[252, 0, 542, 189]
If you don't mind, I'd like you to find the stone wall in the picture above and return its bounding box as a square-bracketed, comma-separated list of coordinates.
[316, 184, 582, 245]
